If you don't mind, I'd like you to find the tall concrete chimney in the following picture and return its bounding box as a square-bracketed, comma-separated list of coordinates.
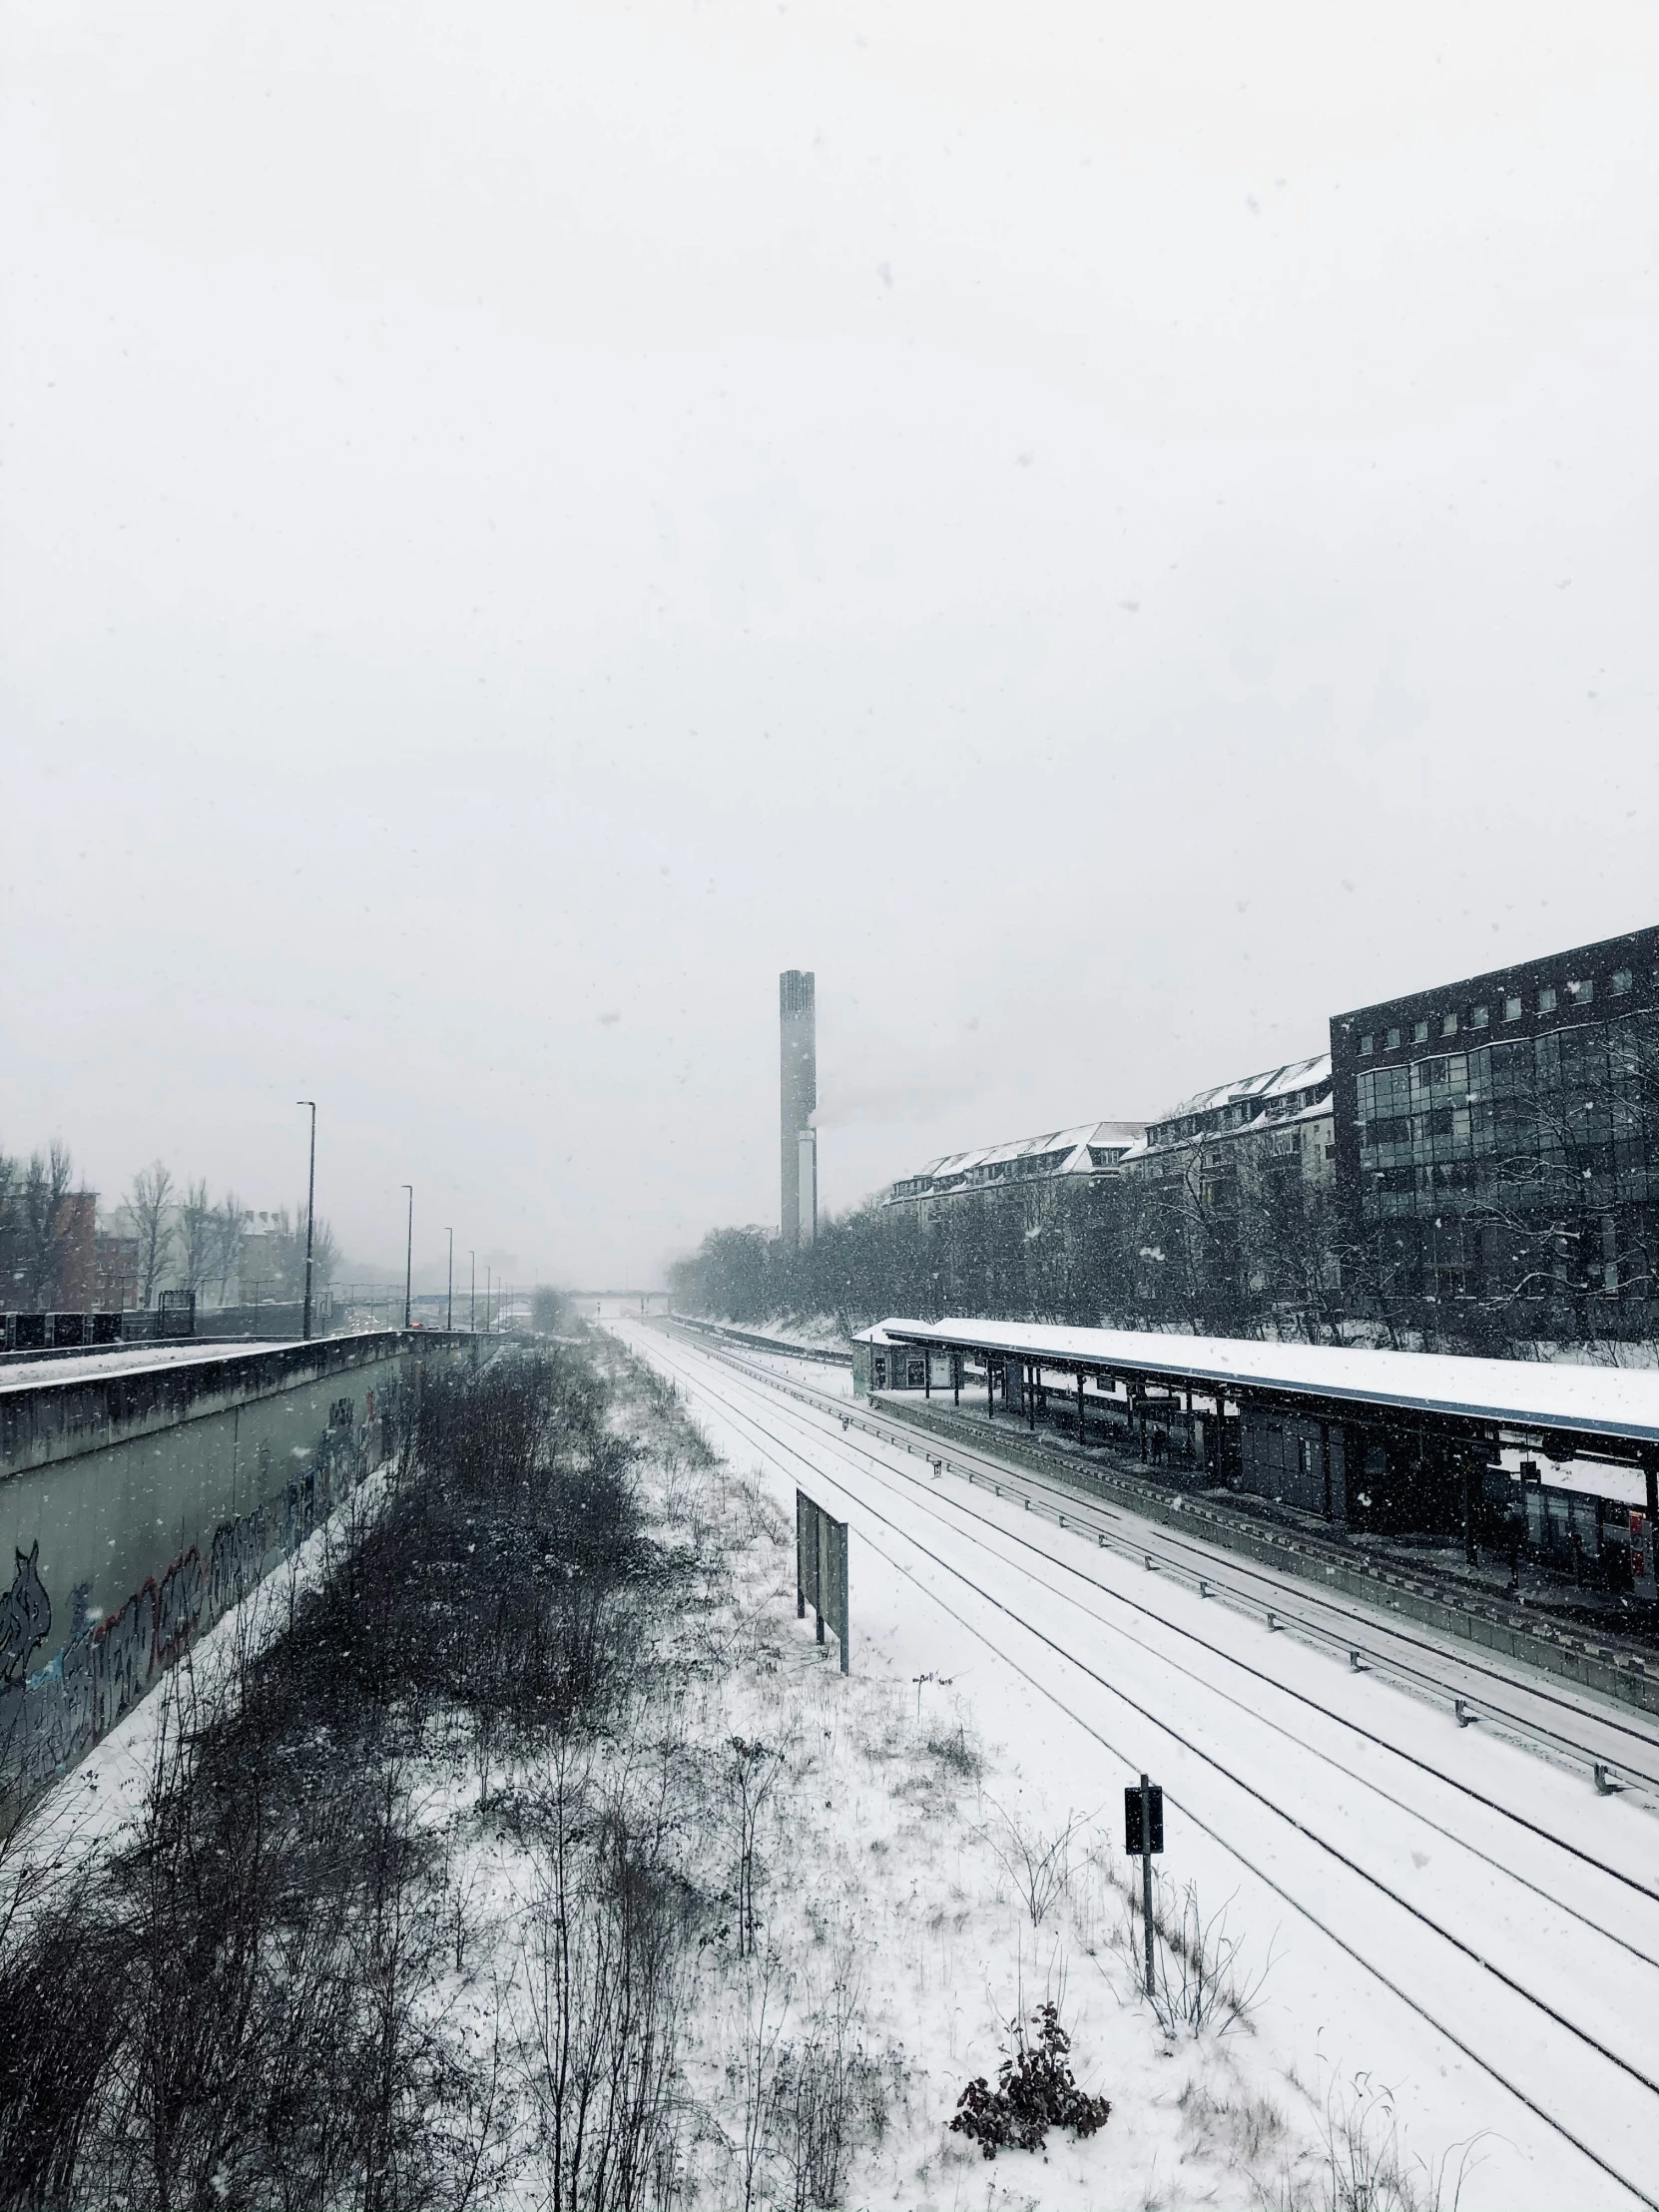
[780, 970, 817, 1251]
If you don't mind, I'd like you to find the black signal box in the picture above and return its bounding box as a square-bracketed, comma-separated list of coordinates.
[1125, 1782, 1164, 1857]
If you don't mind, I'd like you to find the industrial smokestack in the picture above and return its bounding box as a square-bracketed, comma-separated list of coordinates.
[780, 970, 817, 1250]
[797, 1127, 818, 1249]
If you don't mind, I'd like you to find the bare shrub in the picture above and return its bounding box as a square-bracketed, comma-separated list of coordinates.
[980, 1800, 1093, 1927]
[1263, 2072, 1480, 2212]
[521, 1779, 690, 2212]
[1178, 2074, 1286, 2167]
[1106, 1869, 1272, 2041]
[0, 1849, 126, 2210]
[769, 1958, 891, 2211]
[0, 1345, 660, 2212]
[923, 1717, 983, 1782]
[731, 1947, 792, 2212]
[727, 1737, 786, 1958]
[1149, 1884, 1269, 2039]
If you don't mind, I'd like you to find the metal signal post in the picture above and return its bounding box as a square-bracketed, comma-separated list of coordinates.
[1124, 1774, 1165, 1997]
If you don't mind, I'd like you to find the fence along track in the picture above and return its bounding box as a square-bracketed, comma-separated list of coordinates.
[624, 1322, 1659, 2212]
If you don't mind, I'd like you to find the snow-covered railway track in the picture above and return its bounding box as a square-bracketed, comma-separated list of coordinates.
[662, 1322, 1659, 1796]
[620, 1320, 1659, 2211]
[672, 1355, 1659, 1951]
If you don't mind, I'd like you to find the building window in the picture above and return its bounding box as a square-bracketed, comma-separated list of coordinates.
[1612, 968, 1633, 996]
[1412, 1020, 1429, 1043]
[1567, 978, 1593, 1006]
[1537, 986, 1556, 1014]
[1470, 1004, 1489, 1028]
[1440, 1012, 1457, 1037]
[1503, 996, 1522, 1022]
[1360, 1033, 1375, 1056]
[1385, 1027, 1401, 1048]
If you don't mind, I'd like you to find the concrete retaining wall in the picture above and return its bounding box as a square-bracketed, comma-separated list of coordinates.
[0, 1332, 474, 1811]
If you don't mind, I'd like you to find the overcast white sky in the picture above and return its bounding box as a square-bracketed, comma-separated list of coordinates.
[3, 0, 1656, 1288]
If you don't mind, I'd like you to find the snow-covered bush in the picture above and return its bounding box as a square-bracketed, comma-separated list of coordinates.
[949, 2000, 1112, 2160]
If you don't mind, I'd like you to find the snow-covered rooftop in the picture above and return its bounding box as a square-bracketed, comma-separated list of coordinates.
[875, 1317, 1659, 1447]
[1151, 1053, 1331, 1129]
[888, 1119, 1145, 1202]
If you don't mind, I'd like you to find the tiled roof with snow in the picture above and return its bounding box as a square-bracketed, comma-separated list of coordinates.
[1152, 1053, 1331, 1126]
[887, 1119, 1146, 1202]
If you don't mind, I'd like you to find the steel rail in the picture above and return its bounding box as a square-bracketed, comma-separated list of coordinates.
[626, 1324, 1658, 2211]
[663, 1322, 1659, 1783]
[654, 1331, 1659, 1954]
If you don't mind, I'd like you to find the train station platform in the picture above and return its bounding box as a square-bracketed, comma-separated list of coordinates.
[853, 1318, 1659, 1603]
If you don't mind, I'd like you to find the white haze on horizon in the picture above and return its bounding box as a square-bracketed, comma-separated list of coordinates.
[2, 0, 1655, 1285]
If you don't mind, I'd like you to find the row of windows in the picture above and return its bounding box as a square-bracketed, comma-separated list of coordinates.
[1148, 1082, 1331, 1147]
[1363, 1121, 1656, 1172]
[1358, 1020, 1659, 1127]
[1362, 1161, 1659, 1219]
[1356, 968, 1652, 1056]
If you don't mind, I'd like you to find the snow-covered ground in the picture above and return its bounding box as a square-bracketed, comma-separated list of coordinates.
[26, 1327, 1658, 2208]
[617, 1318, 1659, 2212]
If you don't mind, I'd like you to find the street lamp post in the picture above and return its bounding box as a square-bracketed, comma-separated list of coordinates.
[401, 1185, 413, 1331]
[297, 1101, 316, 1341]
[444, 1228, 453, 1332]
[469, 1252, 476, 1333]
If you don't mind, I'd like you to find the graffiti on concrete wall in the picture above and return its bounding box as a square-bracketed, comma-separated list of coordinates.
[0, 1373, 408, 1810]
[0, 1544, 52, 1689]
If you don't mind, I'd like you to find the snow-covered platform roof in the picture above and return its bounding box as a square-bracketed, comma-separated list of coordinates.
[874, 1317, 1659, 1450]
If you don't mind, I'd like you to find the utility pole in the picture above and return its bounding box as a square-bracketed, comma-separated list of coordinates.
[401, 1185, 413, 1331]
[485, 1266, 491, 1334]
[469, 1251, 476, 1333]
[297, 1101, 316, 1341]
[444, 1227, 453, 1332]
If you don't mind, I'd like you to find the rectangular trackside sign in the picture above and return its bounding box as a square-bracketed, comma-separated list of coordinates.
[796, 1488, 849, 1674]
[1125, 1781, 1164, 1857]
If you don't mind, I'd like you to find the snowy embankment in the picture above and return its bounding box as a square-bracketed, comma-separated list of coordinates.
[616, 1318, 1659, 2212]
[9, 1328, 1645, 2208]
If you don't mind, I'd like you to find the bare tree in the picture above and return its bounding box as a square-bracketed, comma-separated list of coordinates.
[0, 1148, 18, 1254]
[126, 1162, 175, 1308]
[269, 1201, 339, 1300]
[16, 1143, 79, 1308]
[211, 1193, 249, 1308]
[1239, 1144, 1346, 1344]
[176, 1179, 215, 1302]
